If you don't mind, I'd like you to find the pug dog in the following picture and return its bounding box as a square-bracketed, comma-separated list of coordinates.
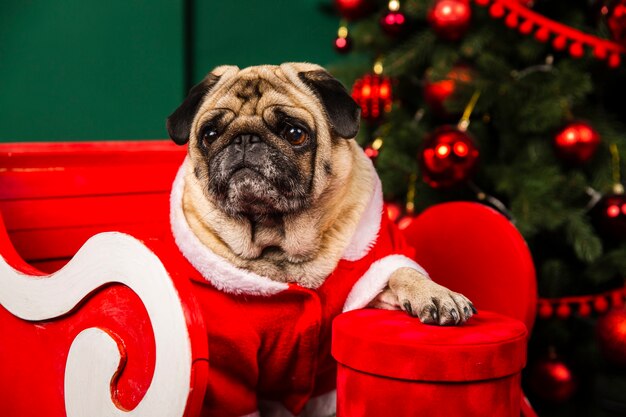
[166, 63, 475, 417]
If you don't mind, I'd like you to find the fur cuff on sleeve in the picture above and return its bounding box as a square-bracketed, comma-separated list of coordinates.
[342, 255, 428, 312]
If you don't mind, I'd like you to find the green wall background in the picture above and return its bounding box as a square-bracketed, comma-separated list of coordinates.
[0, 0, 340, 142]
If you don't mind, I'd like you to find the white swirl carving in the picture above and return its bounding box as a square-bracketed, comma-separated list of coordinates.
[0, 232, 192, 417]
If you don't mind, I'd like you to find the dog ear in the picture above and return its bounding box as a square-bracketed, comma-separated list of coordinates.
[298, 70, 361, 139]
[166, 73, 221, 145]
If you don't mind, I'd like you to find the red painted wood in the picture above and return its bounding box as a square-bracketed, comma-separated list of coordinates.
[0, 163, 181, 200]
[0, 141, 207, 417]
[0, 193, 169, 231]
[9, 222, 171, 262]
[0, 140, 185, 168]
[0, 216, 209, 417]
[0, 283, 157, 415]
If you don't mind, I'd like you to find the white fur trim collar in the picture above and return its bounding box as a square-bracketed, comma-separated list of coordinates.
[170, 156, 383, 296]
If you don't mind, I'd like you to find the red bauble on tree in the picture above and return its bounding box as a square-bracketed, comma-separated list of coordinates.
[428, 0, 472, 41]
[380, 11, 407, 36]
[418, 125, 479, 188]
[334, 25, 353, 54]
[380, 10, 407, 36]
[334, 35, 352, 53]
[592, 193, 626, 240]
[596, 307, 626, 367]
[397, 214, 417, 230]
[352, 74, 393, 121]
[380, 0, 407, 37]
[334, 0, 372, 20]
[385, 202, 403, 222]
[528, 354, 577, 403]
[553, 121, 601, 164]
[607, 0, 626, 46]
[423, 66, 473, 117]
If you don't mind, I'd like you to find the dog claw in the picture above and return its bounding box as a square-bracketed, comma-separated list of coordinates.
[463, 306, 469, 316]
[470, 304, 478, 314]
[450, 309, 459, 323]
[403, 301, 413, 316]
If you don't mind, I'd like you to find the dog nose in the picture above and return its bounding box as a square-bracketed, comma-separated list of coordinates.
[233, 134, 262, 151]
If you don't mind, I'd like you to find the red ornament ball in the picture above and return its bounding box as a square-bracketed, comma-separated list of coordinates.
[418, 126, 479, 188]
[334, 0, 372, 20]
[596, 307, 626, 367]
[553, 121, 601, 164]
[352, 74, 393, 121]
[423, 66, 473, 117]
[528, 355, 577, 403]
[380, 11, 407, 36]
[364, 145, 379, 159]
[428, 0, 472, 41]
[385, 202, 403, 222]
[397, 215, 417, 230]
[334, 35, 352, 54]
[607, 0, 626, 46]
[592, 194, 626, 240]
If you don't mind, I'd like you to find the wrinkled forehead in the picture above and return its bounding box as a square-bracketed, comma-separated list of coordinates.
[195, 65, 318, 128]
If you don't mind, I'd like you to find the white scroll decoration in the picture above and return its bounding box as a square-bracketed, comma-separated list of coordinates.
[0, 232, 192, 417]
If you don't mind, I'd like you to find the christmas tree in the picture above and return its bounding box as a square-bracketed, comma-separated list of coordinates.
[327, 0, 626, 415]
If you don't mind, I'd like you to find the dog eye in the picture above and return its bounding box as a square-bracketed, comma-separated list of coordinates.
[200, 127, 219, 147]
[282, 126, 309, 146]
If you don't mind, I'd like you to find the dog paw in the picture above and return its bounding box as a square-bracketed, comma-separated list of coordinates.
[388, 268, 476, 325]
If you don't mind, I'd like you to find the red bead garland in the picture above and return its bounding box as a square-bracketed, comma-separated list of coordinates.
[537, 285, 626, 319]
[474, 0, 625, 67]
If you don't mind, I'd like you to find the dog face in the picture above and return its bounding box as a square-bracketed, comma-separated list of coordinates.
[166, 63, 361, 221]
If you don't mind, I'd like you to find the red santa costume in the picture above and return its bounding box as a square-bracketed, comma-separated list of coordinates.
[168, 156, 428, 417]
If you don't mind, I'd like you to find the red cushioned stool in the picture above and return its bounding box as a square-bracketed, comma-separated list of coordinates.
[333, 309, 528, 417]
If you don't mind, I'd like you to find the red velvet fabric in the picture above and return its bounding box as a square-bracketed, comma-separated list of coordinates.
[337, 364, 522, 417]
[333, 309, 527, 417]
[401, 202, 537, 331]
[163, 213, 416, 417]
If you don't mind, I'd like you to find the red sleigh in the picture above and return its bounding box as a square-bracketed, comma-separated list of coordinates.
[0, 141, 537, 417]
